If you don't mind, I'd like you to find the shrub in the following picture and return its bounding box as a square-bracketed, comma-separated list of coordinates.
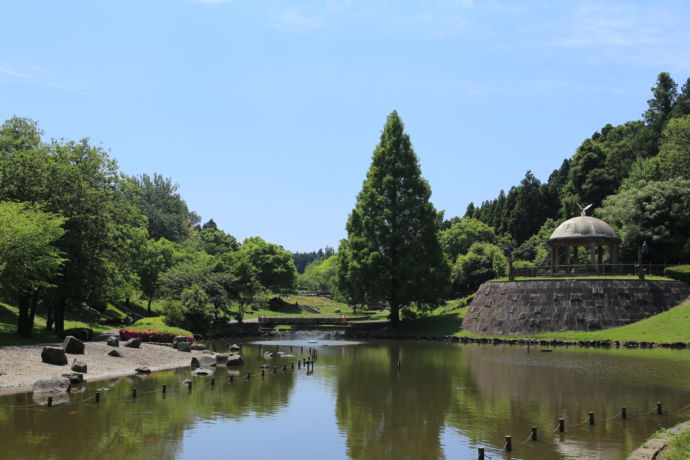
[119, 329, 193, 343]
[664, 265, 690, 284]
[162, 285, 215, 335]
[452, 242, 508, 294]
[62, 327, 94, 341]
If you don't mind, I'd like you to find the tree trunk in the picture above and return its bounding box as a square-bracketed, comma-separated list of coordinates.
[389, 302, 400, 326]
[29, 293, 38, 329]
[147, 297, 152, 315]
[16, 294, 33, 338]
[46, 302, 54, 330]
[54, 297, 66, 335]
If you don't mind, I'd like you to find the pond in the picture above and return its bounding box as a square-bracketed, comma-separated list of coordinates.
[1, 339, 690, 459]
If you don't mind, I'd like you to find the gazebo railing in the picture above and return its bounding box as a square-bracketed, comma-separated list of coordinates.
[514, 264, 671, 278]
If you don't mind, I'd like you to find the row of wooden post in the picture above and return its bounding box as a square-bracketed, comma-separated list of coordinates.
[476, 402, 664, 458]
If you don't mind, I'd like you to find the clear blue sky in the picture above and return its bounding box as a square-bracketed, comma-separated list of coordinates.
[2, 1, 689, 252]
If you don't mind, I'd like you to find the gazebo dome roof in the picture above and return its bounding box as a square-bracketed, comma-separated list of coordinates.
[547, 216, 620, 245]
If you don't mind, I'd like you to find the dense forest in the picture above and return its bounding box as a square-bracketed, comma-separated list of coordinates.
[458, 72, 690, 265]
[1, 72, 689, 335]
[0, 121, 298, 337]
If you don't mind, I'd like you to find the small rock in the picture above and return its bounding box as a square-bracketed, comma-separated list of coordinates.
[33, 376, 71, 394]
[62, 373, 84, 384]
[62, 336, 85, 354]
[107, 336, 119, 347]
[182, 379, 192, 385]
[177, 342, 192, 352]
[41, 346, 68, 365]
[71, 359, 87, 373]
[124, 337, 142, 348]
[108, 349, 123, 358]
[191, 368, 213, 376]
[192, 344, 207, 351]
[135, 366, 151, 374]
[229, 344, 241, 352]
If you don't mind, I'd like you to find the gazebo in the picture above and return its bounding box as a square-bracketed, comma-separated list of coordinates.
[546, 212, 621, 274]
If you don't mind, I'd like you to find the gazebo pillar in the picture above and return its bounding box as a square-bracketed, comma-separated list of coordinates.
[565, 244, 571, 266]
[590, 242, 597, 273]
[573, 246, 579, 266]
[551, 245, 558, 274]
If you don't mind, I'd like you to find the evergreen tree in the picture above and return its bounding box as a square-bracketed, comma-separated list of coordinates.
[337, 111, 449, 324]
[645, 72, 678, 132]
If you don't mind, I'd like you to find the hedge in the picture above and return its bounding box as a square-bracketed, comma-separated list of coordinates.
[119, 329, 194, 343]
[664, 265, 690, 284]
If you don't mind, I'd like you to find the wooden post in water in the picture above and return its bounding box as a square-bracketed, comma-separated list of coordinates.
[657, 402, 663, 415]
[132, 388, 137, 398]
[261, 369, 265, 378]
[188, 381, 193, 391]
[298, 361, 301, 369]
[162, 384, 167, 394]
[397, 360, 401, 369]
[531, 426, 537, 441]
[588, 412, 594, 425]
[210, 378, 215, 387]
[247, 372, 251, 380]
[477, 447, 484, 460]
[505, 435, 512, 452]
[96, 392, 101, 403]
[558, 418, 565, 432]
[229, 375, 234, 383]
[621, 407, 627, 420]
[47, 396, 53, 407]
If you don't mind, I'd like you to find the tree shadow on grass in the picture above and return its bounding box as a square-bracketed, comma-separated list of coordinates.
[394, 313, 464, 336]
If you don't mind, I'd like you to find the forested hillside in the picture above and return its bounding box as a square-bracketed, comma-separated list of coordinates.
[459, 72, 690, 265]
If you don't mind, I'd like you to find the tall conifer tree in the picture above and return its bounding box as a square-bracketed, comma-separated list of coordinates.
[337, 111, 449, 324]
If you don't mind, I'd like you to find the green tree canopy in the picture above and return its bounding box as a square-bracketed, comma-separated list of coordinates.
[337, 111, 449, 324]
[451, 242, 507, 295]
[439, 217, 497, 262]
[0, 202, 65, 337]
[241, 237, 297, 294]
[598, 178, 690, 263]
[128, 173, 199, 242]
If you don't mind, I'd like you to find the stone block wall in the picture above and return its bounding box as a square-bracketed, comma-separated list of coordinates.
[463, 280, 690, 335]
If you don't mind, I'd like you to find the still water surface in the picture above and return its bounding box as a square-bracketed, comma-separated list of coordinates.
[1, 340, 690, 460]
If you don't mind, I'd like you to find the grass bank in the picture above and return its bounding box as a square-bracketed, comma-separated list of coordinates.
[491, 275, 673, 282]
[394, 299, 690, 343]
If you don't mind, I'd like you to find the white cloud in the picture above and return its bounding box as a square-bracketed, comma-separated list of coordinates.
[0, 64, 88, 95]
[268, 9, 326, 31]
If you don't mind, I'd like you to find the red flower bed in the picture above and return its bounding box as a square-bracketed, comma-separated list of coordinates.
[119, 329, 194, 344]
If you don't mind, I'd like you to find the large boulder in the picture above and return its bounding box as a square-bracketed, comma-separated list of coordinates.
[108, 349, 123, 358]
[124, 337, 142, 348]
[191, 355, 217, 369]
[226, 353, 244, 366]
[107, 336, 119, 347]
[41, 346, 68, 365]
[33, 376, 70, 394]
[71, 359, 87, 373]
[177, 342, 191, 352]
[191, 344, 206, 351]
[173, 336, 189, 349]
[62, 336, 85, 354]
[229, 344, 241, 352]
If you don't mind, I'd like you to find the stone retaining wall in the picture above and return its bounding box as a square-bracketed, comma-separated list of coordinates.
[463, 280, 690, 335]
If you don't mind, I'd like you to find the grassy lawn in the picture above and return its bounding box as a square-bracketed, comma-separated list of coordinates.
[127, 316, 193, 336]
[0, 301, 121, 346]
[392, 299, 690, 343]
[243, 295, 369, 319]
[0, 294, 171, 347]
[663, 427, 690, 460]
[491, 275, 673, 282]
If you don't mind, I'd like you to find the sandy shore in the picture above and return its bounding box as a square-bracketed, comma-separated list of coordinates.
[0, 341, 206, 394]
